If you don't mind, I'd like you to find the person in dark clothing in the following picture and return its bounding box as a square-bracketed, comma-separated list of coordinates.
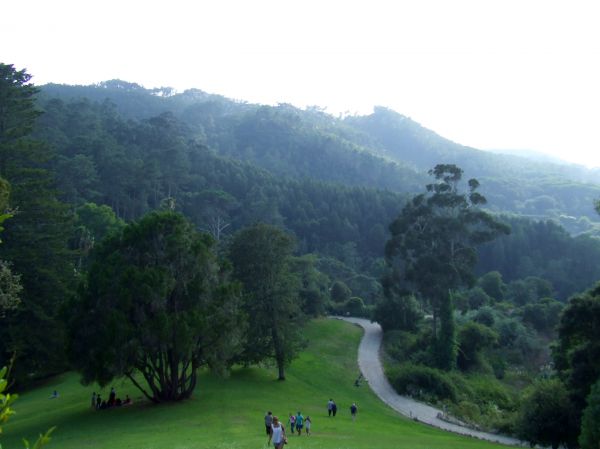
[96, 394, 102, 410]
[265, 411, 273, 435]
[108, 387, 116, 406]
[332, 401, 337, 417]
[350, 403, 358, 421]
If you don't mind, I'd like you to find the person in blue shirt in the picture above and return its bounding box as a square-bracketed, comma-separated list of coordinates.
[295, 411, 304, 435]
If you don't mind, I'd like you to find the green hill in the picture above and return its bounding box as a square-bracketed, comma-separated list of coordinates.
[3, 319, 508, 449]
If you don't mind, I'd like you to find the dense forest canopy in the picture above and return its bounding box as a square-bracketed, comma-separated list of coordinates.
[41, 81, 600, 237]
[31, 81, 600, 302]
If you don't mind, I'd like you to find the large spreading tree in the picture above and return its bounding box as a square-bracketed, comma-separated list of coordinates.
[384, 164, 509, 369]
[228, 223, 304, 380]
[69, 210, 243, 402]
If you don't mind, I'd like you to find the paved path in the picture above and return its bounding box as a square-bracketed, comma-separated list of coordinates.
[337, 317, 528, 447]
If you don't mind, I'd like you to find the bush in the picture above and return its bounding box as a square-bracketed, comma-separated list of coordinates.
[327, 296, 372, 318]
[372, 294, 422, 332]
[383, 330, 419, 362]
[451, 400, 481, 423]
[469, 375, 516, 411]
[580, 378, 600, 449]
[457, 321, 498, 372]
[388, 363, 458, 402]
[516, 378, 578, 449]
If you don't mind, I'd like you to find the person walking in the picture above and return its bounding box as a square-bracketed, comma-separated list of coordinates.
[108, 387, 116, 407]
[295, 411, 304, 436]
[268, 416, 287, 449]
[350, 402, 358, 421]
[327, 398, 334, 416]
[332, 400, 337, 417]
[265, 411, 273, 436]
[288, 413, 296, 434]
[305, 416, 312, 435]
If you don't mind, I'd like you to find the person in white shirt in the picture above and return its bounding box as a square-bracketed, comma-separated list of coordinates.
[268, 416, 287, 449]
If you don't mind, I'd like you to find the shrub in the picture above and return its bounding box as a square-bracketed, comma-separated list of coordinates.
[388, 363, 458, 402]
[372, 294, 422, 332]
[580, 378, 600, 449]
[457, 321, 498, 372]
[516, 378, 578, 449]
[383, 330, 419, 362]
[469, 375, 516, 410]
[451, 400, 481, 423]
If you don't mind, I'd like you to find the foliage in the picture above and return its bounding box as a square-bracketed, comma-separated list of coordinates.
[0, 261, 22, 317]
[553, 284, 600, 425]
[478, 217, 600, 300]
[373, 294, 422, 332]
[330, 280, 352, 303]
[1, 366, 55, 449]
[519, 297, 563, 333]
[69, 211, 243, 402]
[228, 223, 304, 380]
[457, 322, 498, 372]
[579, 377, 600, 449]
[31, 86, 600, 304]
[477, 271, 505, 302]
[0, 63, 75, 383]
[385, 164, 509, 369]
[387, 362, 458, 402]
[289, 254, 330, 317]
[71, 202, 125, 272]
[516, 378, 578, 449]
[465, 287, 493, 310]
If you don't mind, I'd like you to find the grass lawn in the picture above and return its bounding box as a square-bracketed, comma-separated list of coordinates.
[3, 319, 512, 449]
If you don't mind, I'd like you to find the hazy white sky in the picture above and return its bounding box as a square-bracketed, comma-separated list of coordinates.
[2, 0, 600, 167]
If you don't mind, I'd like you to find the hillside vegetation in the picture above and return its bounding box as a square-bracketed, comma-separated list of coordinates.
[41, 81, 600, 235]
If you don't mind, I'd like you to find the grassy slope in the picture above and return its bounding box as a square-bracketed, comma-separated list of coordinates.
[3, 319, 510, 449]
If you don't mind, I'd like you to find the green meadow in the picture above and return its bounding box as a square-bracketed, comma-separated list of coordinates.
[3, 319, 511, 449]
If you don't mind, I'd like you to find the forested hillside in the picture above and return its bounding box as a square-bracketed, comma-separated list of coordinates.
[3, 69, 600, 377]
[3, 65, 600, 448]
[42, 81, 600, 236]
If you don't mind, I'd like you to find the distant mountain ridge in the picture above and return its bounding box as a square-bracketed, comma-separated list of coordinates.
[40, 81, 600, 236]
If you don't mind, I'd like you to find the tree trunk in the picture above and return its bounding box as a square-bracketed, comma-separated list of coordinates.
[272, 324, 286, 380]
[435, 292, 456, 371]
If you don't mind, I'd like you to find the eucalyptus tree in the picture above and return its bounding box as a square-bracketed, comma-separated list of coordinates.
[69, 211, 244, 402]
[384, 164, 509, 369]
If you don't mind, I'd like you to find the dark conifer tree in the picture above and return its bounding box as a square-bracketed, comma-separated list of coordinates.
[0, 63, 75, 382]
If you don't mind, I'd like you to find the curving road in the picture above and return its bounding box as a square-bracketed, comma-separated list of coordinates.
[337, 316, 528, 447]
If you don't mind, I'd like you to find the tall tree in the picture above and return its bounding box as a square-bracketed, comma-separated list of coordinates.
[229, 223, 304, 380]
[516, 378, 578, 449]
[384, 164, 509, 369]
[69, 211, 243, 402]
[553, 283, 600, 431]
[0, 63, 75, 382]
[580, 377, 600, 449]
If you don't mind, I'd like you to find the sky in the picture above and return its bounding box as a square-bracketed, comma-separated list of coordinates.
[2, 0, 600, 167]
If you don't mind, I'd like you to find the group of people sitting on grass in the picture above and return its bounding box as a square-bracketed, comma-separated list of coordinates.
[91, 387, 132, 410]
